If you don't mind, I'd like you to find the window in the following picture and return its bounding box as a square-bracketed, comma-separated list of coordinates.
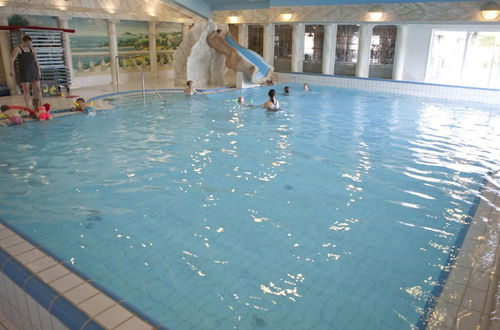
[248, 24, 264, 56]
[369, 25, 397, 79]
[274, 25, 293, 72]
[303, 25, 324, 73]
[427, 30, 500, 88]
[335, 25, 359, 76]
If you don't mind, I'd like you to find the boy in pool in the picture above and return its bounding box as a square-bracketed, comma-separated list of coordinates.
[283, 86, 290, 95]
[73, 98, 95, 113]
[303, 83, 311, 91]
[184, 80, 201, 95]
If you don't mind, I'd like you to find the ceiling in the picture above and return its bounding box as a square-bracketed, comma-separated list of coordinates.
[168, 0, 476, 18]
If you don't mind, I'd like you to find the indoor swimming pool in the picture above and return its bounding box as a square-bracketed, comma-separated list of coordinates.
[0, 83, 498, 329]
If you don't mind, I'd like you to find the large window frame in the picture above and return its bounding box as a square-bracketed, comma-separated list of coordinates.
[425, 27, 500, 89]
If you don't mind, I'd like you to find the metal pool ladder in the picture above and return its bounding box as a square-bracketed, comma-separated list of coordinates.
[114, 55, 165, 103]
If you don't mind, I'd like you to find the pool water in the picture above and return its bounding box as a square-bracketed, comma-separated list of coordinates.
[0, 84, 499, 329]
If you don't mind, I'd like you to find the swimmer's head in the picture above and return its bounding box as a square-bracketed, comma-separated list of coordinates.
[237, 96, 244, 104]
[76, 98, 85, 105]
[187, 80, 193, 87]
[284, 86, 290, 94]
[303, 83, 310, 91]
[268, 89, 276, 99]
[1, 105, 8, 112]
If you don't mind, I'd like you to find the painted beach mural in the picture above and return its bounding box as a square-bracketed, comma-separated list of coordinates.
[8, 14, 57, 28]
[69, 19, 183, 75]
[69, 18, 109, 74]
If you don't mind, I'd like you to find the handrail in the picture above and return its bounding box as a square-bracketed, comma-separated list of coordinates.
[114, 55, 165, 103]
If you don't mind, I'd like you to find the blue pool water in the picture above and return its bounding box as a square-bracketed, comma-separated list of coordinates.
[0, 84, 499, 329]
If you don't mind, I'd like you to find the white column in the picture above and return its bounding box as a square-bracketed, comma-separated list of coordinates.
[57, 17, 76, 88]
[356, 24, 373, 78]
[107, 19, 119, 88]
[238, 24, 248, 48]
[392, 24, 408, 81]
[182, 23, 191, 41]
[262, 23, 274, 65]
[0, 15, 19, 95]
[148, 21, 158, 77]
[291, 23, 305, 72]
[322, 23, 337, 75]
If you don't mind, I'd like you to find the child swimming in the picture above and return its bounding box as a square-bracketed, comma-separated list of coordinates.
[73, 98, 95, 114]
[303, 83, 311, 91]
[184, 80, 201, 95]
[283, 86, 290, 95]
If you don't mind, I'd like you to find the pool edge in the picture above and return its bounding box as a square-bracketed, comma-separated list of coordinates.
[422, 172, 500, 329]
[0, 217, 169, 330]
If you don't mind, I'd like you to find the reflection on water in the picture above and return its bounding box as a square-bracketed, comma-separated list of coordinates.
[0, 85, 498, 329]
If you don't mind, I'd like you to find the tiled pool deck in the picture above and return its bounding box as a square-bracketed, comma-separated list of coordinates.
[0, 76, 499, 329]
[427, 176, 500, 329]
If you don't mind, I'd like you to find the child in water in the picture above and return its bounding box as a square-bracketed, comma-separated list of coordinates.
[184, 80, 201, 95]
[32, 98, 52, 120]
[283, 86, 290, 95]
[1, 104, 25, 125]
[303, 83, 311, 91]
[73, 98, 95, 114]
[262, 89, 279, 111]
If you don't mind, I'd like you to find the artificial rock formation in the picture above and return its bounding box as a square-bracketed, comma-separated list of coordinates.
[173, 21, 227, 87]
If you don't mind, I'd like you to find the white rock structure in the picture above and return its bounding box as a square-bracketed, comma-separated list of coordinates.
[173, 21, 228, 87]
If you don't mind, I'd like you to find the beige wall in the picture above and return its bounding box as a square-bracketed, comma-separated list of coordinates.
[0, 50, 5, 85]
[0, 0, 201, 23]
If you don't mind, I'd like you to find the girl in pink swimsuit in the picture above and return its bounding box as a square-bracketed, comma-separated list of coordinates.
[1, 105, 25, 125]
[32, 98, 52, 121]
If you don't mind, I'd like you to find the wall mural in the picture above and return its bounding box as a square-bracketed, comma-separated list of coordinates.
[69, 19, 182, 75]
[156, 22, 183, 66]
[8, 14, 57, 28]
[115, 20, 149, 71]
[69, 18, 109, 75]
[3, 16, 182, 77]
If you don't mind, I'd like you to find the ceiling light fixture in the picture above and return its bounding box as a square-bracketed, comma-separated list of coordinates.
[368, 6, 384, 21]
[481, 2, 500, 20]
[228, 12, 239, 23]
[281, 11, 293, 21]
